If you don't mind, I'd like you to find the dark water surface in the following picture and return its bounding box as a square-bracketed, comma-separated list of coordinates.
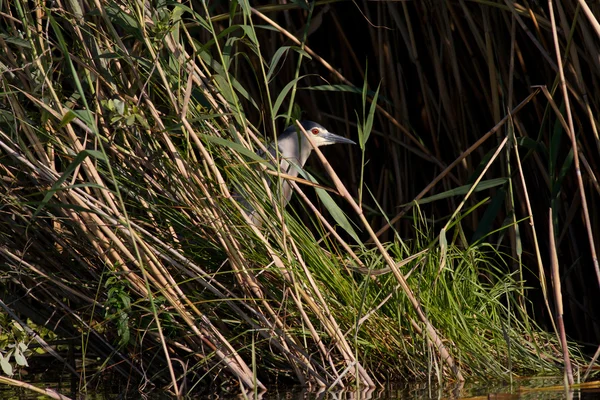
[1, 375, 599, 399]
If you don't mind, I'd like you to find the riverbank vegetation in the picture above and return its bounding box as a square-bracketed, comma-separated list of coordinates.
[1, 0, 599, 397]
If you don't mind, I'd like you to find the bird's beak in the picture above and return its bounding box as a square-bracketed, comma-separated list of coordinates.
[321, 132, 356, 145]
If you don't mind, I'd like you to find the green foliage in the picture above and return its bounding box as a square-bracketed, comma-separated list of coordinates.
[0, 0, 594, 395]
[0, 315, 31, 377]
[104, 275, 132, 348]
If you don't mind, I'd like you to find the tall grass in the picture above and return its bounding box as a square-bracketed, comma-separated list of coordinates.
[0, 0, 597, 396]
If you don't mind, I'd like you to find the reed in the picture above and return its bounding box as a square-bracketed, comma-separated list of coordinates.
[0, 1, 597, 396]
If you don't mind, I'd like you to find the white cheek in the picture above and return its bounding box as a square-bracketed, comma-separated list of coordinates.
[312, 136, 327, 147]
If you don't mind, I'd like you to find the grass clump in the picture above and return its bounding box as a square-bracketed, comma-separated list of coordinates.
[0, 0, 596, 396]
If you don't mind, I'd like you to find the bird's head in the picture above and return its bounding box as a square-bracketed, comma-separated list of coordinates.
[275, 121, 355, 167]
[297, 121, 356, 147]
[279, 121, 355, 148]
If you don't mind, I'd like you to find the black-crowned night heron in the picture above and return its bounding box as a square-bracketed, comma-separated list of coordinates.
[243, 120, 355, 222]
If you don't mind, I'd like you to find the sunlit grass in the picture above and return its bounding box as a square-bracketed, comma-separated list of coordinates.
[0, 0, 596, 396]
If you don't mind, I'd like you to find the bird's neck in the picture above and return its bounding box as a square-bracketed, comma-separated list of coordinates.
[281, 135, 312, 163]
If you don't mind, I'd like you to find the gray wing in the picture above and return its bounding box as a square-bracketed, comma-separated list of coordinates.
[237, 143, 300, 226]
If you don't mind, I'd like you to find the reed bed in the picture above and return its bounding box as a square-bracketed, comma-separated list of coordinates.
[0, 0, 598, 396]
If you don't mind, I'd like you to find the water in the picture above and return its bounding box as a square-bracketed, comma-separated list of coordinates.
[1, 375, 599, 399]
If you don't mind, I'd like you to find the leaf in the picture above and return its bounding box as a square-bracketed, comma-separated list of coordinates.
[290, 0, 310, 11]
[517, 136, 540, 151]
[306, 83, 392, 106]
[315, 187, 361, 245]
[438, 228, 447, 272]
[267, 46, 291, 82]
[103, 4, 142, 39]
[32, 150, 108, 219]
[471, 188, 506, 243]
[197, 51, 258, 111]
[549, 111, 564, 179]
[306, 84, 362, 94]
[273, 75, 311, 118]
[171, 5, 185, 23]
[299, 169, 362, 245]
[200, 134, 272, 168]
[0, 34, 31, 48]
[354, 110, 364, 148]
[361, 64, 368, 118]
[58, 111, 77, 128]
[113, 99, 125, 116]
[195, 25, 242, 54]
[361, 81, 380, 148]
[0, 353, 13, 376]
[222, 36, 238, 71]
[73, 109, 95, 127]
[239, 25, 258, 46]
[14, 347, 28, 367]
[408, 178, 508, 206]
[514, 219, 522, 256]
[238, 0, 251, 14]
[554, 148, 574, 198]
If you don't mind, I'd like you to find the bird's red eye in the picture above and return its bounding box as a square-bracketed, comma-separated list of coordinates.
[311, 128, 319, 135]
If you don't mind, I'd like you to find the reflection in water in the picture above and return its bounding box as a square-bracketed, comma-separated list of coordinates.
[2, 375, 600, 399]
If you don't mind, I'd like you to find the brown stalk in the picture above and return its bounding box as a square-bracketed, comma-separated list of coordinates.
[511, 112, 557, 338]
[538, 84, 600, 290]
[250, 8, 440, 166]
[548, 209, 574, 385]
[578, 0, 600, 40]
[169, 32, 378, 384]
[285, 224, 374, 387]
[548, 0, 600, 375]
[0, 298, 79, 378]
[299, 121, 464, 382]
[0, 376, 72, 400]
[290, 180, 365, 268]
[373, 90, 539, 240]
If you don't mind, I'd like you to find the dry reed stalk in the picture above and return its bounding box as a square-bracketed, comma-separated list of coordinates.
[547, 1, 600, 292]
[436, 136, 508, 280]
[250, 8, 437, 166]
[548, 209, 574, 385]
[0, 299, 78, 377]
[0, 376, 72, 400]
[578, 0, 600, 39]
[300, 121, 464, 382]
[373, 91, 539, 240]
[9, 93, 262, 391]
[286, 228, 375, 387]
[165, 24, 341, 386]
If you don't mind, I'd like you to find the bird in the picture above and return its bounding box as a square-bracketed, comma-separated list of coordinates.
[241, 121, 355, 223]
